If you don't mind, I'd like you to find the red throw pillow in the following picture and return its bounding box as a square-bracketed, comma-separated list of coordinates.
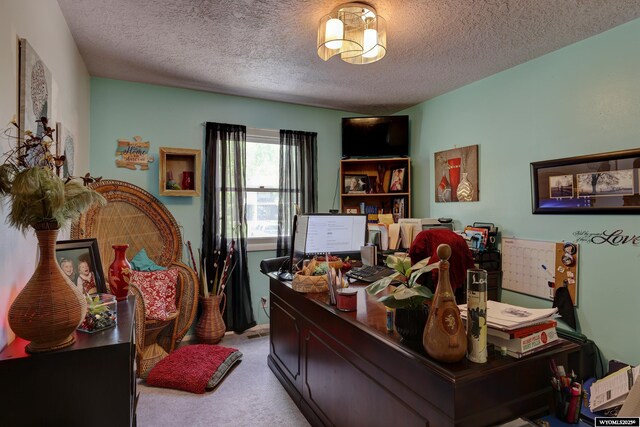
[130, 269, 178, 320]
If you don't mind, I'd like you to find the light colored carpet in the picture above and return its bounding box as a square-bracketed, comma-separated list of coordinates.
[136, 333, 310, 427]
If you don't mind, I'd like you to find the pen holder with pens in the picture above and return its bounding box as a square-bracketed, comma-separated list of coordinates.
[551, 375, 584, 424]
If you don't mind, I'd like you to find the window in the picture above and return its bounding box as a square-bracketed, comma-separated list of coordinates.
[245, 128, 296, 251]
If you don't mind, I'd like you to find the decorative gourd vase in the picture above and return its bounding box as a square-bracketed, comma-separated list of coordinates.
[8, 222, 87, 353]
[108, 244, 132, 301]
[456, 172, 474, 202]
[422, 244, 467, 363]
[394, 304, 429, 343]
[447, 158, 462, 201]
[196, 294, 227, 344]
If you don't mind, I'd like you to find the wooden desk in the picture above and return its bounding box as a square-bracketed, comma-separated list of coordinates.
[0, 296, 137, 427]
[267, 274, 579, 427]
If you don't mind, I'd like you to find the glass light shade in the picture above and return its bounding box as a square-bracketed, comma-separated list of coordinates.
[340, 14, 386, 65]
[317, 3, 386, 64]
[325, 18, 344, 50]
[362, 28, 378, 58]
[317, 11, 364, 61]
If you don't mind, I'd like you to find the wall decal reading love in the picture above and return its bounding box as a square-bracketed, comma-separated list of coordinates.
[573, 229, 640, 246]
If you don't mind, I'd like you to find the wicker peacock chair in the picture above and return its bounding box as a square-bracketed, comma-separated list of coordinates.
[71, 179, 198, 377]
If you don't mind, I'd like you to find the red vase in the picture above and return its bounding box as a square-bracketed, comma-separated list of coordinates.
[182, 171, 194, 190]
[108, 244, 132, 301]
[447, 158, 462, 202]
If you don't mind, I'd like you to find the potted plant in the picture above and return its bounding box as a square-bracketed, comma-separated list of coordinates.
[0, 117, 106, 353]
[366, 254, 438, 343]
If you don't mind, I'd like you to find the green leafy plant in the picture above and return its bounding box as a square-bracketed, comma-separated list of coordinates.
[0, 117, 105, 232]
[365, 253, 438, 309]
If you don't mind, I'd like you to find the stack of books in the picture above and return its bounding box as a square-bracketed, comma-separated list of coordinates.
[459, 300, 560, 358]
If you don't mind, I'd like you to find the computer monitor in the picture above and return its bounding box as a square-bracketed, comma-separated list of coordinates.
[290, 213, 367, 272]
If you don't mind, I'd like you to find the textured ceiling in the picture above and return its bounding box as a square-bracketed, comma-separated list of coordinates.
[57, 0, 640, 115]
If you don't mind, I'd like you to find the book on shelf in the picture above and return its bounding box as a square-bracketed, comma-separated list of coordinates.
[488, 326, 559, 354]
[487, 320, 557, 341]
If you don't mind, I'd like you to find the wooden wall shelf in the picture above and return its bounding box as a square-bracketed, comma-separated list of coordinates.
[159, 147, 201, 197]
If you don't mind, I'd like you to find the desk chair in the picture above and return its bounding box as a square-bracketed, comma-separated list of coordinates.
[408, 228, 475, 303]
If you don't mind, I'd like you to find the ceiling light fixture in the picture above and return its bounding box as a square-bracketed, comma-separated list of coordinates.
[317, 2, 387, 65]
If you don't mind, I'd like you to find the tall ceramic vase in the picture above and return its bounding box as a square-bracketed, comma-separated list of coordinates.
[422, 244, 467, 363]
[8, 222, 87, 353]
[195, 294, 226, 344]
[108, 244, 132, 301]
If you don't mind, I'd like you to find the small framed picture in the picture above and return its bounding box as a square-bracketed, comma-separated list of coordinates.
[56, 238, 107, 295]
[392, 197, 407, 221]
[388, 168, 406, 192]
[344, 174, 369, 194]
[344, 205, 360, 214]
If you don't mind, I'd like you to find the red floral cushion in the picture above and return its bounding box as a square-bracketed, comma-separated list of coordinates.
[130, 269, 179, 320]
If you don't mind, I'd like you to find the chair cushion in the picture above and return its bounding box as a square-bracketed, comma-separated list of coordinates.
[131, 268, 179, 320]
[130, 248, 167, 272]
[146, 344, 242, 394]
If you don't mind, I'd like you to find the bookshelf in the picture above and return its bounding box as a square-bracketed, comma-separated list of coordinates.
[340, 157, 411, 222]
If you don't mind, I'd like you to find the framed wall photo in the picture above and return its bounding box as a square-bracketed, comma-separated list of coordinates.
[531, 148, 640, 214]
[344, 174, 369, 194]
[56, 238, 107, 295]
[388, 168, 406, 192]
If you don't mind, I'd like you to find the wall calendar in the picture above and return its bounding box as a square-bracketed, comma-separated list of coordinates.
[502, 237, 579, 306]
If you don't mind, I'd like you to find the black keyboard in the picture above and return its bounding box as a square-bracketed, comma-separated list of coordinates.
[346, 265, 395, 283]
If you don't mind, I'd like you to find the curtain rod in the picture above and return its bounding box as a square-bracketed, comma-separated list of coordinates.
[201, 122, 276, 133]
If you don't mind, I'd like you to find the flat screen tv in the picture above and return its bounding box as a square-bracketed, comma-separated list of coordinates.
[342, 115, 409, 158]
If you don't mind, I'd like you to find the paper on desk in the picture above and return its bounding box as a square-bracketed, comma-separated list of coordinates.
[590, 365, 640, 412]
[388, 223, 401, 251]
[619, 372, 640, 416]
[459, 300, 558, 330]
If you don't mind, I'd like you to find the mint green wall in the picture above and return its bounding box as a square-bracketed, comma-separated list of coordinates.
[404, 18, 640, 365]
[91, 79, 349, 325]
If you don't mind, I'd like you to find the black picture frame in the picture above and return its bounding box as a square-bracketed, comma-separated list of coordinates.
[56, 238, 107, 295]
[531, 148, 640, 214]
[344, 174, 369, 194]
[388, 167, 406, 193]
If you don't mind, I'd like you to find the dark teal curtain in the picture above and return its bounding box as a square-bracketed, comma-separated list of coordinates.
[276, 130, 318, 257]
[203, 122, 256, 333]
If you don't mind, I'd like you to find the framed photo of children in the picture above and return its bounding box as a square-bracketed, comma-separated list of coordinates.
[344, 174, 369, 194]
[388, 168, 406, 192]
[531, 148, 640, 214]
[56, 238, 107, 295]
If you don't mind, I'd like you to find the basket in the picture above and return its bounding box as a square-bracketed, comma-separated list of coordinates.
[292, 273, 329, 293]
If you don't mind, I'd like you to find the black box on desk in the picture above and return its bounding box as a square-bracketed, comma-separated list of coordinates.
[473, 249, 501, 271]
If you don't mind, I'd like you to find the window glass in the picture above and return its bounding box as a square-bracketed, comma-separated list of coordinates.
[245, 132, 280, 241]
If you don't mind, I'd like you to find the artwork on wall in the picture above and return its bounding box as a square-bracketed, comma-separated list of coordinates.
[18, 38, 52, 165]
[55, 122, 75, 178]
[531, 148, 640, 214]
[115, 135, 155, 170]
[434, 144, 479, 202]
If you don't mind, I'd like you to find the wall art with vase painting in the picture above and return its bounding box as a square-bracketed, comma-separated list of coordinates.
[434, 144, 479, 203]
